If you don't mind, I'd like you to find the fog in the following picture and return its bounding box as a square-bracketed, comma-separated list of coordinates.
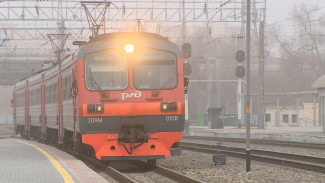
[1, 0, 325, 126]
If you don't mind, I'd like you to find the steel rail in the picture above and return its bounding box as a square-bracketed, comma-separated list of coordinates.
[181, 141, 325, 164]
[180, 142, 325, 173]
[182, 136, 325, 150]
[153, 165, 204, 183]
[62, 148, 137, 183]
[65, 147, 204, 183]
[130, 160, 204, 183]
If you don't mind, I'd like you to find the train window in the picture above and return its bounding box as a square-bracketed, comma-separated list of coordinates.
[53, 83, 58, 103]
[17, 92, 25, 108]
[29, 89, 35, 106]
[36, 88, 41, 105]
[29, 88, 41, 106]
[133, 49, 177, 90]
[63, 76, 72, 100]
[45, 83, 58, 104]
[45, 85, 51, 104]
[85, 50, 128, 90]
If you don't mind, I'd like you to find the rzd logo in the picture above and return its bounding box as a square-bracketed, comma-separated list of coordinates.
[121, 91, 141, 100]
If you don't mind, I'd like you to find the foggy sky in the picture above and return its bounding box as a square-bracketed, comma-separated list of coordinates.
[267, 0, 324, 24]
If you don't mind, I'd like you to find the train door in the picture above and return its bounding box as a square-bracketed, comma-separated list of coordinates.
[13, 92, 17, 133]
[58, 76, 64, 144]
[72, 68, 78, 148]
[41, 82, 46, 140]
[24, 88, 30, 137]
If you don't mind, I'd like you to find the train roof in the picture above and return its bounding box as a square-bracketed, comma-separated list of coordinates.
[14, 71, 44, 90]
[27, 73, 43, 86]
[78, 32, 182, 58]
[14, 79, 28, 90]
[89, 32, 170, 42]
[14, 55, 76, 90]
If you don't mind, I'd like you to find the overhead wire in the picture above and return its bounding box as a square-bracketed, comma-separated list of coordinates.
[160, 0, 234, 35]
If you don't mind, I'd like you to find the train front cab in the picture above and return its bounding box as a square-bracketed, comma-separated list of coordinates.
[77, 33, 185, 161]
[81, 103, 184, 161]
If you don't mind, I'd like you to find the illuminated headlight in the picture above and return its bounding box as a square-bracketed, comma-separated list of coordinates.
[124, 44, 134, 54]
[160, 102, 177, 112]
[87, 104, 104, 114]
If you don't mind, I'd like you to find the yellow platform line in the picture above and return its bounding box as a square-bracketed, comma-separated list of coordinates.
[15, 140, 74, 183]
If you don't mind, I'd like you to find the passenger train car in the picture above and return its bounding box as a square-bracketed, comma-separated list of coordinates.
[13, 32, 188, 162]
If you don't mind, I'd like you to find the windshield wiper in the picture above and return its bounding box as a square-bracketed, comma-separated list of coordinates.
[152, 72, 173, 97]
[89, 68, 108, 98]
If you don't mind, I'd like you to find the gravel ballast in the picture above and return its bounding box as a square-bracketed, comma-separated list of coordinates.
[158, 150, 325, 183]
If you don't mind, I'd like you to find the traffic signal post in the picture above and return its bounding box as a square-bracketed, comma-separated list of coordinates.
[182, 43, 191, 59]
[182, 43, 192, 133]
[235, 50, 245, 129]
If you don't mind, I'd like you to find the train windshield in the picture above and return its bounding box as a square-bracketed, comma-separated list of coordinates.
[84, 50, 128, 90]
[133, 49, 177, 90]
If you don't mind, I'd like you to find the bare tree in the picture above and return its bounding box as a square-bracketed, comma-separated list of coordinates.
[268, 3, 325, 92]
[293, 4, 325, 78]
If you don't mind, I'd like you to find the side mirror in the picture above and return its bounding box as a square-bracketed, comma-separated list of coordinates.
[184, 76, 189, 94]
[10, 98, 14, 108]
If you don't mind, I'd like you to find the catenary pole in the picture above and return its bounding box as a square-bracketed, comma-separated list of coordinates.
[246, 0, 251, 172]
[258, 21, 265, 129]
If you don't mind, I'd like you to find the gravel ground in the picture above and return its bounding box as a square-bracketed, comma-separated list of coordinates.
[158, 150, 325, 183]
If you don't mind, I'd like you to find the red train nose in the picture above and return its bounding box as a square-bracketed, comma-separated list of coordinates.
[82, 132, 182, 160]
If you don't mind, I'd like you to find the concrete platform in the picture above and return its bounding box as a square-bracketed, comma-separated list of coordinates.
[188, 125, 325, 144]
[0, 138, 108, 183]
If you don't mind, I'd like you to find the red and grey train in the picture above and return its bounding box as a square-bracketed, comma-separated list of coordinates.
[13, 32, 188, 162]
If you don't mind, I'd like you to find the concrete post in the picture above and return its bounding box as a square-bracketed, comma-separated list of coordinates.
[257, 21, 265, 129]
[250, 97, 253, 126]
[313, 93, 316, 126]
[323, 96, 325, 133]
[237, 78, 242, 128]
[276, 97, 280, 127]
[296, 97, 300, 126]
[319, 95, 322, 127]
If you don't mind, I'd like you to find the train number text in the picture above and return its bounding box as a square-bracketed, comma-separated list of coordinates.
[88, 117, 103, 123]
[166, 116, 178, 122]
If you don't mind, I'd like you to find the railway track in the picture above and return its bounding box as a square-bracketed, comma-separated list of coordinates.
[126, 160, 204, 183]
[180, 141, 325, 173]
[182, 136, 325, 150]
[63, 147, 203, 183]
[7, 133, 203, 182]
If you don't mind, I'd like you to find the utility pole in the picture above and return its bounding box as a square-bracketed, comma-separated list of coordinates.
[182, 0, 189, 125]
[258, 21, 265, 129]
[182, 0, 185, 44]
[245, 0, 251, 172]
[237, 78, 242, 127]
